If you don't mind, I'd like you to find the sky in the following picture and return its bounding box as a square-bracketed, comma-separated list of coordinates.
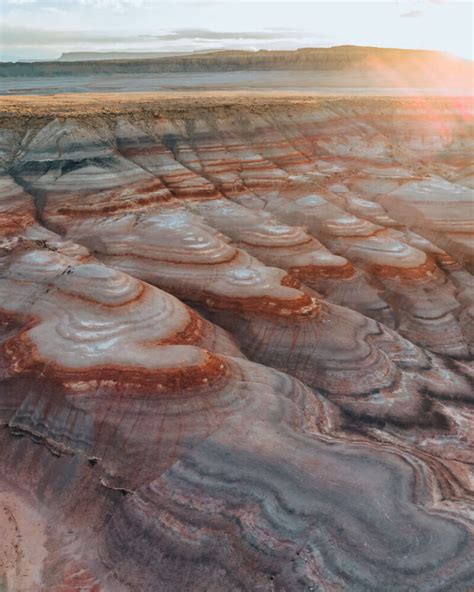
[0, 0, 472, 62]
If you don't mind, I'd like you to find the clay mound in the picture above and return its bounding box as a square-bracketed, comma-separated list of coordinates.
[0, 94, 473, 591]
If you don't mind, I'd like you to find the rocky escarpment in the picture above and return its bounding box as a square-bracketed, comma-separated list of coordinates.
[1, 46, 471, 84]
[0, 95, 473, 591]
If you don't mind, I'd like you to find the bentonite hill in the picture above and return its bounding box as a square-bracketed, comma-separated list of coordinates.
[0, 92, 473, 591]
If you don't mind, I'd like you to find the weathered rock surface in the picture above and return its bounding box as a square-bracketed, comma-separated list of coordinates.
[0, 95, 473, 591]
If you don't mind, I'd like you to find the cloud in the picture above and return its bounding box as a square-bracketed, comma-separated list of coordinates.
[77, 0, 144, 7]
[0, 23, 333, 61]
[400, 10, 422, 18]
[1, 25, 324, 47]
[5, 0, 37, 4]
[143, 28, 319, 41]
[0, 25, 134, 46]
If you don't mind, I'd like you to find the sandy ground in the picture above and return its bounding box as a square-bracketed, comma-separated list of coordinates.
[0, 489, 47, 592]
[1, 70, 471, 97]
[0, 91, 469, 122]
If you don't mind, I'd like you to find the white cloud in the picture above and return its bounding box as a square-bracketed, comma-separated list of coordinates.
[5, 0, 37, 4]
[78, 0, 144, 7]
[401, 10, 422, 18]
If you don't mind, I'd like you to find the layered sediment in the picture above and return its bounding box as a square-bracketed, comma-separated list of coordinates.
[0, 94, 473, 591]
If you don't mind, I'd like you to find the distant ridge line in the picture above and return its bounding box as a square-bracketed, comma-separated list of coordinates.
[1, 45, 471, 78]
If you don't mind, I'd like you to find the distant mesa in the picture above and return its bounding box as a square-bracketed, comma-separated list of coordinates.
[1, 45, 471, 86]
[57, 50, 210, 62]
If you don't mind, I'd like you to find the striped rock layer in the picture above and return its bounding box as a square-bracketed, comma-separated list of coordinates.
[0, 96, 473, 591]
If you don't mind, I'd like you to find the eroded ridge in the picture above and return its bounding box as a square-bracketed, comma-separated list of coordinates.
[1, 234, 473, 591]
[6, 98, 473, 358]
[0, 95, 473, 591]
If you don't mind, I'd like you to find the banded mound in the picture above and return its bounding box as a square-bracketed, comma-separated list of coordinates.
[0, 95, 473, 591]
